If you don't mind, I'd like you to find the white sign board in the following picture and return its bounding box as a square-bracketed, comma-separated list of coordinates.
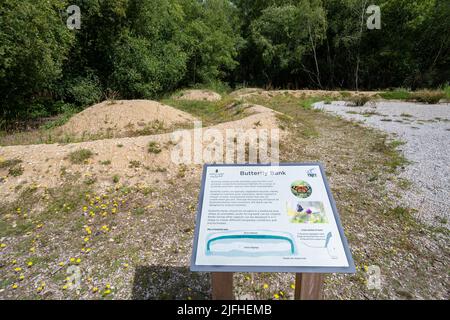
[191, 163, 355, 273]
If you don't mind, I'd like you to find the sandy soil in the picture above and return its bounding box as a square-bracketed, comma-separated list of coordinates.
[175, 90, 222, 102]
[0, 104, 281, 202]
[60, 100, 197, 138]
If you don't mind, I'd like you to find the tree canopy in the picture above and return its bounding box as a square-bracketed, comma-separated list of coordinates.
[0, 0, 449, 120]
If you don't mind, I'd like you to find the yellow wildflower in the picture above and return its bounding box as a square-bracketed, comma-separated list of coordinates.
[92, 287, 99, 293]
[84, 237, 89, 242]
[273, 293, 280, 299]
[290, 283, 295, 289]
[0, 243, 6, 248]
[12, 283, 18, 289]
[14, 267, 22, 272]
[76, 258, 81, 264]
[27, 261, 33, 267]
[59, 262, 65, 267]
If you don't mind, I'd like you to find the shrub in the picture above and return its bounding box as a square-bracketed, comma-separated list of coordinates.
[66, 76, 102, 107]
[346, 95, 373, 106]
[410, 90, 445, 104]
[0, 158, 22, 169]
[8, 165, 24, 177]
[68, 149, 93, 164]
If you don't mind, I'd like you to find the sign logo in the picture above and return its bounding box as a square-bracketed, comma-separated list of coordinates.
[307, 168, 317, 178]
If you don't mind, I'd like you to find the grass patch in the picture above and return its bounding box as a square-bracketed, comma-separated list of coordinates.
[443, 85, 450, 100]
[370, 138, 409, 172]
[161, 95, 248, 126]
[68, 149, 93, 164]
[129, 160, 141, 168]
[380, 89, 411, 100]
[0, 158, 22, 169]
[8, 165, 24, 177]
[385, 206, 416, 226]
[148, 141, 162, 154]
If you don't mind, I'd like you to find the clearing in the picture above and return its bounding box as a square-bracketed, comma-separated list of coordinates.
[0, 90, 448, 300]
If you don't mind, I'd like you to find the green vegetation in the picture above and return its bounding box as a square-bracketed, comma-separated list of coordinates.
[8, 165, 24, 177]
[346, 95, 374, 106]
[0, 158, 22, 169]
[68, 149, 94, 164]
[147, 141, 162, 154]
[380, 89, 412, 100]
[1, 0, 449, 125]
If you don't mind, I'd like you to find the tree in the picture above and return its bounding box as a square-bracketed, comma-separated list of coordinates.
[0, 0, 74, 119]
[249, 0, 327, 86]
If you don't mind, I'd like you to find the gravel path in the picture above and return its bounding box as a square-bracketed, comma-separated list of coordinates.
[314, 101, 450, 228]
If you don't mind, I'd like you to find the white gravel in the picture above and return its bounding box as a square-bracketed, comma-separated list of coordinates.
[314, 100, 450, 228]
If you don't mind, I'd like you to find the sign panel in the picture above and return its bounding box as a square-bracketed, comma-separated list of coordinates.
[191, 163, 355, 273]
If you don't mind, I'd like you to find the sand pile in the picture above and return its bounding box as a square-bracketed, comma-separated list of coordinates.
[175, 90, 222, 102]
[61, 100, 197, 137]
[0, 104, 282, 201]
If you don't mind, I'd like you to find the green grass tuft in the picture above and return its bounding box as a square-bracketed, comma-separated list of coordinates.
[68, 149, 93, 164]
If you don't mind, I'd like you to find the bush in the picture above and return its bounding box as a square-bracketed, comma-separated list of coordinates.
[8, 165, 24, 177]
[346, 95, 373, 106]
[66, 76, 103, 107]
[410, 90, 445, 104]
[42, 103, 78, 129]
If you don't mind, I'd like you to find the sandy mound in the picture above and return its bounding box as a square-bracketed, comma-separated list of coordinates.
[0, 104, 283, 201]
[175, 90, 222, 102]
[61, 100, 197, 137]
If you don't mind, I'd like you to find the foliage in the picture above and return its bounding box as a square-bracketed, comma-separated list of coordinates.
[68, 149, 94, 164]
[0, 0, 74, 119]
[1, 0, 449, 123]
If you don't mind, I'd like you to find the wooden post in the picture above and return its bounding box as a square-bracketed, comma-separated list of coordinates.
[294, 273, 324, 300]
[211, 272, 234, 300]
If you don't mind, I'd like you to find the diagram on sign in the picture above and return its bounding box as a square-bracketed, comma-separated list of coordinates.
[206, 230, 297, 257]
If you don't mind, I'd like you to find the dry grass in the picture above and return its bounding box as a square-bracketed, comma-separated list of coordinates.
[409, 90, 445, 104]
